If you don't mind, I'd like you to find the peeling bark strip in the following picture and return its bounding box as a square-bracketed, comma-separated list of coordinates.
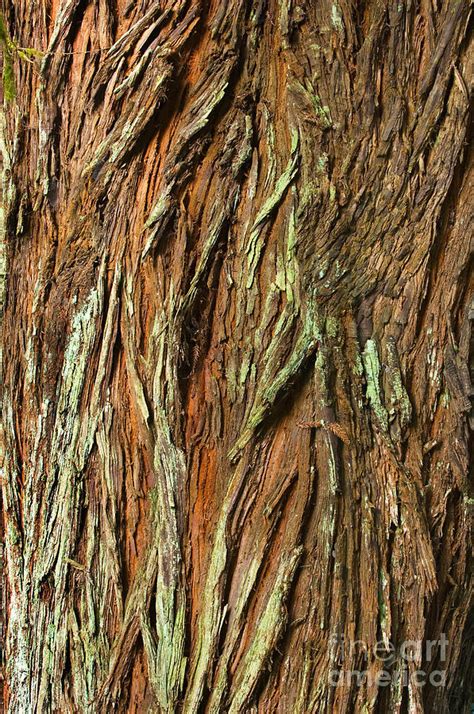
[0, 1, 473, 712]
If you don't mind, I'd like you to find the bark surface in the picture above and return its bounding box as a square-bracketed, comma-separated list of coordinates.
[0, 1, 473, 712]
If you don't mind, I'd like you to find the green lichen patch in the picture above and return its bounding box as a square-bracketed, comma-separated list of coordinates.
[362, 339, 389, 432]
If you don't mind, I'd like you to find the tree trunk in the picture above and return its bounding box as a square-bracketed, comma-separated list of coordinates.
[1, 1, 472, 712]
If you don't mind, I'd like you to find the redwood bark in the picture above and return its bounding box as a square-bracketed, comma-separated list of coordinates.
[0, 1, 473, 712]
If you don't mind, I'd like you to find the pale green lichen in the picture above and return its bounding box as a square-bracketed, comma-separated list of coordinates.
[440, 390, 450, 408]
[285, 199, 299, 302]
[325, 316, 339, 338]
[239, 350, 253, 385]
[331, 3, 344, 32]
[114, 289, 187, 712]
[312, 94, 332, 127]
[362, 339, 389, 432]
[227, 547, 303, 713]
[246, 128, 300, 289]
[0, 13, 43, 102]
[0, 13, 15, 101]
[385, 338, 412, 433]
[184, 488, 233, 713]
[317, 153, 328, 172]
[207, 542, 266, 713]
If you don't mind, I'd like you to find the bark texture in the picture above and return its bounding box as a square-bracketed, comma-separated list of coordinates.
[1, 1, 473, 712]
